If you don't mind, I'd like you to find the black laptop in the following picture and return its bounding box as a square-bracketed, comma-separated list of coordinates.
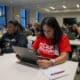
[13, 46, 49, 66]
[13, 46, 39, 65]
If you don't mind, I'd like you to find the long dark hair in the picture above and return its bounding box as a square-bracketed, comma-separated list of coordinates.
[40, 17, 63, 45]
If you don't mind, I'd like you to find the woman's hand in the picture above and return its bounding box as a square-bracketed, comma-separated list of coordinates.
[37, 59, 52, 68]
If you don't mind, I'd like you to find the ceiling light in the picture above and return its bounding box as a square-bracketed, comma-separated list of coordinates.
[76, 4, 80, 8]
[50, 7, 55, 10]
[62, 5, 67, 9]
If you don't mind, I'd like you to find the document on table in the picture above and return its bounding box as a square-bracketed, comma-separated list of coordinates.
[40, 64, 69, 80]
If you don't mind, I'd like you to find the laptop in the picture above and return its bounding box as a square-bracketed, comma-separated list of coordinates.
[13, 46, 39, 66]
[13, 46, 49, 66]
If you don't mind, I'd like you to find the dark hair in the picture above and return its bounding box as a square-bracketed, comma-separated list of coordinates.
[7, 20, 25, 31]
[8, 20, 19, 27]
[40, 17, 63, 45]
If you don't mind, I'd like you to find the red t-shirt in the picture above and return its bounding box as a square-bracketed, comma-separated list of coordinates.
[32, 34, 71, 59]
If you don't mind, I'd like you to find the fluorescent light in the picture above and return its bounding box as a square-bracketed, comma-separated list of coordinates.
[44, 8, 50, 12]
[50, 7, 55, 10]
[62, 5, 67, 9]
[76, 4, 80, 8]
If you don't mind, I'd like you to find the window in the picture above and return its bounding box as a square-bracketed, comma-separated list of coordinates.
[20, 8, 26, 28]
[36, 11, 42, 22]
[0, 4, 6, 27]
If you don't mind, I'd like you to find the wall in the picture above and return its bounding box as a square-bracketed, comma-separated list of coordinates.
[46, 12, 80, 27]
[7, 6, 20, 22]
[6, 6, 80, 26]
[6, 6, 45, 24]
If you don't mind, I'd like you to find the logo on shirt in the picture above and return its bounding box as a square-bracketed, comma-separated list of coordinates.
[39, 43, 59, 56]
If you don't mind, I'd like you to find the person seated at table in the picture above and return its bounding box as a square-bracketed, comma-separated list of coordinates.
[0, 20, 27, 53]
[16, 21, 25, 32]
[70, 23, 80, 39]
[31, 23, 40, 36]
[69, 23, 80, 60]
[61, 23, 70, 34]
[32, 17, 71, 68]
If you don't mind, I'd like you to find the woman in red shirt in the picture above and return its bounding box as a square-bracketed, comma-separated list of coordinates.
[32, 17, 71, 68]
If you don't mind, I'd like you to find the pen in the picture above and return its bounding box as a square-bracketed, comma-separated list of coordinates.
[51, 70, 65, 76]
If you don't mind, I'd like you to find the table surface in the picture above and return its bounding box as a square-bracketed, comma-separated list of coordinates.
[70, 40, 80, 46]
[0, 53, 78, 80]
[27, 35, 36, 41]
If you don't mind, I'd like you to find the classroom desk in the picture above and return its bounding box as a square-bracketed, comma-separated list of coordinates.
[27, 35, 36, 41]
[0, 53, 78, 80]
[69, 40, 80, 60]
[27, 35, 36, 48]
[70, 40, 80, 46]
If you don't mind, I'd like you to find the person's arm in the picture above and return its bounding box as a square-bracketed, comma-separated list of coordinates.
[37, 52, 68, 69]
[52, 52, 68, 65]
[56, 35, 71, 65]
[76, 27, 80, 35]
[73, 25, 80, 35]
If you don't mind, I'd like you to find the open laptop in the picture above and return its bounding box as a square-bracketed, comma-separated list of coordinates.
[13, 46, 39, 66]
[13, 46, 49, 66]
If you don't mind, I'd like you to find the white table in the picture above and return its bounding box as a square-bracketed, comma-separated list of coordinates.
[0, 54, 78, 80]
[27, 35, 36, 41]
[70, 40, 80, 46]
[27, 35, 36, 48]
[70, 40, 80, 60]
